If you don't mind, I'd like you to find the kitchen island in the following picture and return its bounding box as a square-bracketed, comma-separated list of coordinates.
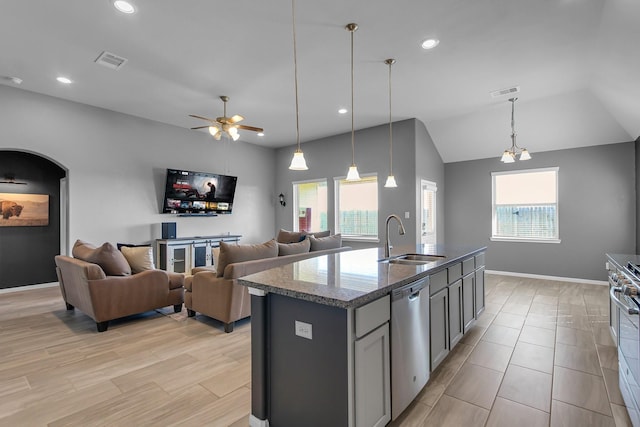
[238, 245, 486, 427]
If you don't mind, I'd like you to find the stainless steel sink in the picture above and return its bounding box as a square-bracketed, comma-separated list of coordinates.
[379, 253, 446, 265]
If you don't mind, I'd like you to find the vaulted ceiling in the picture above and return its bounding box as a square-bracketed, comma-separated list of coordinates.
[1, 0, 638, 162]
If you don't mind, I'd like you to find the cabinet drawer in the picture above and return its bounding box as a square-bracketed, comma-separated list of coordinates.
[430, 270, 448, 295]
[475, 253, 485, 268]
[447, 263, 462, 283]
[355, 295, 390, 338]
[462, 258, 475, 275]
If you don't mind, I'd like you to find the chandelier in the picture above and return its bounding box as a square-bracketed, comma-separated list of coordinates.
[500, 97, 531, 163]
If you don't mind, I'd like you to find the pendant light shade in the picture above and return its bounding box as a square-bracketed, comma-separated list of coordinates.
[288, 0, 308, 171]
[384, 58, 397, 188]
[345, 23, 361, 181]
[500, 98, 531, 163]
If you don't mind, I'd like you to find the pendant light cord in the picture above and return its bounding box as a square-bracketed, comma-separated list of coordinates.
[350, 25, 356, 166]
[292, 0, 301, 151]
[388, 60, 393, 175]
[510, 97, 517, 150]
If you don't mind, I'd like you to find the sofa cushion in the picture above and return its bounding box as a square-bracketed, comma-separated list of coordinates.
[278, 237, 311, 256]
[120, 246, 155, 274]
[309, 234, 342, 251]
[276, 229, 304, 244]
[217, 239, 278, 277]
[72, 240, 132, 276]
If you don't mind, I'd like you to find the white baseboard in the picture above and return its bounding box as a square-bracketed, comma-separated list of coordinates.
[0, 282, 59, 294]
[485, 270, 608, 286]
[249, 415, 269, 427]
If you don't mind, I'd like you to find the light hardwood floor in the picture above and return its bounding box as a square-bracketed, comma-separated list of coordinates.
[0, 275, 633, 426]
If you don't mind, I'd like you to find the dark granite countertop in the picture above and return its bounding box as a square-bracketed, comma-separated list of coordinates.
[238, 244, 486, 309]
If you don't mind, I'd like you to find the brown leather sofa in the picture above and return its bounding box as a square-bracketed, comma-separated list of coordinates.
[55, 255, 184, 332]
[185, 236, 349, 332]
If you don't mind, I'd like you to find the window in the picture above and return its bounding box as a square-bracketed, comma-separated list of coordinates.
[335, 175, 378, 240]
[491, 167, 559, 242]
[421, 180, 437, 245]
[293, 179, 327, 232]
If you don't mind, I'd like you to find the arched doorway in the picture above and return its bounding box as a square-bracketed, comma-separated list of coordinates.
[0, 150, 67, 289]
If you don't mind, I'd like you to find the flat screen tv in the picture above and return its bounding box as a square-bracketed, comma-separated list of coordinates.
[162, 168, 237, 215]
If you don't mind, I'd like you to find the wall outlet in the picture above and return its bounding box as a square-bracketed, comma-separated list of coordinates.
[404, 211, 410, 219]
[295, 320, 313, 340]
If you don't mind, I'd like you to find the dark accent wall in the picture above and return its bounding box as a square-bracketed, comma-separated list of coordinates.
[0, 151, 65, 288]
[636, 137, 640, 254]
[445, 142, 635, 281]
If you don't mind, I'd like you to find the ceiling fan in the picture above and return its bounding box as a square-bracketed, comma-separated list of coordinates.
[189, 95, 263, 141]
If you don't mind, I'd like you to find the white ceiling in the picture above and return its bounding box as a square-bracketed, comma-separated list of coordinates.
[1, 0, 638, 163]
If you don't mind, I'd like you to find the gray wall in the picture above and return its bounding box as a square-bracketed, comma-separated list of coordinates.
[0, 85, 276, 253]
[415, 120, 445, 245]
[274, 119, 423, 250]
[445, 142, 635, 281]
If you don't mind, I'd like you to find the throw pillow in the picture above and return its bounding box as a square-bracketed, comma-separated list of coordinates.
[304, 230, 331, 239]
[216, 239, 278, 277]
[72, 240, 132, 276]
[276, 229, 304, 244]
[309, 234, 342, 251]
[120, 246, 155, 274]
[278, 237, 311, 256]
[212, 247, 220, 269]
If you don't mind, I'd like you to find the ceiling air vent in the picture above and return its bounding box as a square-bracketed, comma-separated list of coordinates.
[490, 86, 520, 98]
[94, 51, 128, 70]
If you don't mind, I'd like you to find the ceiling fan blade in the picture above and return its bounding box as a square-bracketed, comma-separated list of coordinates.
[228, 114, 245, 124]
[189, 114, 216, 122]
[190, 126, 210, 130]
[237, 124, 264, 132]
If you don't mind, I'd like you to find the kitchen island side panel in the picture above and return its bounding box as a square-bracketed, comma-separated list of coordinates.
[268, 293, 349, 427]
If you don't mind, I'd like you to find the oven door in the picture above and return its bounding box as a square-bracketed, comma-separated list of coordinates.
[611, 286, 640, 425]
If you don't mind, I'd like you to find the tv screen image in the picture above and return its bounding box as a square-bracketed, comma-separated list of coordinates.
[162, 169, 237, 215]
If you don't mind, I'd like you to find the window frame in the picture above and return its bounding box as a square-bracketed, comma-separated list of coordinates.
[334, 173, 379, 242]
[292, 178, 328, 233]
[491, 167, 561, 244]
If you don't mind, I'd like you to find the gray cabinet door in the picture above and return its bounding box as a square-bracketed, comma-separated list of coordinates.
[462, 273, 475, 332]
[449, 279, 463, 347]
[430, 287, 449, 370]
[475, 267, 485, 317]
[355, 322, 391, 427]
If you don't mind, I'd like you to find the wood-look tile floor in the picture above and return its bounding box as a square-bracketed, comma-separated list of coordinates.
[0, 275, 633, 426]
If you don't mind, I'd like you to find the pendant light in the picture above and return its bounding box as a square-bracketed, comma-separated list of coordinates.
[345, 23, 361, 181]
[384, 58, 397, 188]
[500, 97, 531, 163]
[288, 0, 308, 170]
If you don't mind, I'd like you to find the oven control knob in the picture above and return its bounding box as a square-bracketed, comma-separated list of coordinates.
[624, 285, 638, 297]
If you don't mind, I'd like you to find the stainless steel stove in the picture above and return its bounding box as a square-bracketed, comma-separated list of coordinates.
[608, 255, 640, 426]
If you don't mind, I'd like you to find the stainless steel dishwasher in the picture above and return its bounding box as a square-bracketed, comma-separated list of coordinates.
[390, 276, 430, 420]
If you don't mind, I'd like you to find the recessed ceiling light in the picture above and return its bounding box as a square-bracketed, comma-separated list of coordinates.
[338, 108, 348, 114]
[56, 77, 72, 84]
[421, 38, 440, 50]
[113, 0, 135, 14]
[257, 132, 265, 137]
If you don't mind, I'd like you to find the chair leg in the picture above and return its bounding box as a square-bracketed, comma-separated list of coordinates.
[96, 321, 109, 332]
[173, 304, 182, 313]
[224, 322, 234, 333]
[187, 309, 196, 317]
[65, 302, 74, 310]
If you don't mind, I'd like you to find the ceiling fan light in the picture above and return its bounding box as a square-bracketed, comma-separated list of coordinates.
[289, 150, 308, 170]
[519, 148, 531, 160]
[214, 132, 222, 141]
[208, 126, 220, 136]
[231, 133, 240, 141]
[501, 151, 515, 163]
[384, 175, 397, 188]
[113, 0, 135, 14]
[346, 165, 361, 181]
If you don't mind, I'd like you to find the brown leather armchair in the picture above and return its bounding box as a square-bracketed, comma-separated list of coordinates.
[55, 255, 184, 332]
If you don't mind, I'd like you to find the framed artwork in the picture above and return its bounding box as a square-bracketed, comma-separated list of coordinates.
[0, 193, 49, 227]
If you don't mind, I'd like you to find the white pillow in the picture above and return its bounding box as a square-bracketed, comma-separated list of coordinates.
[120, 246, 155, 274]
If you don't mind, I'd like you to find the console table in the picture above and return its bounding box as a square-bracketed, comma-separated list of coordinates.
[156, 234, 241, 274]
